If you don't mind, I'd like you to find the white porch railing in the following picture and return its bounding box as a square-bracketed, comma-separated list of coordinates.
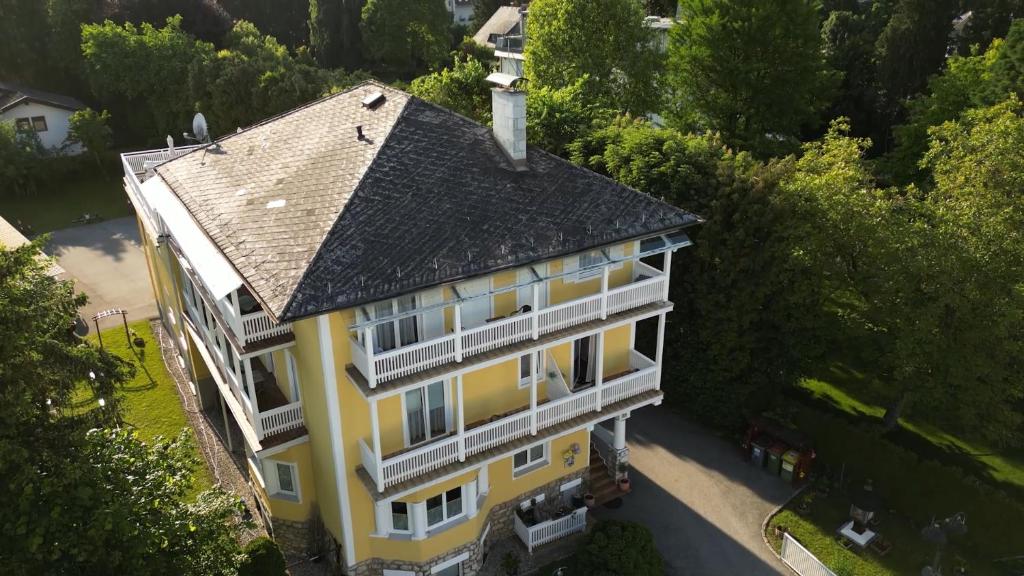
[781, 533, 838, 576]
[351, 272, 666, 387]
[514, 507, 588, 554]
[259, 402, 304, 437]
[361, 350, 659, 490]
[122, 146, 200, 176]
[241, 309, 293, 345]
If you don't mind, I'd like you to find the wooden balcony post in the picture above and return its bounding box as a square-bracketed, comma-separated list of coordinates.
[230, 289, 244, 345]
[600, 265, 609, 319]
[529, 351, 538, 435]
[454, 303, 464, 362]
[457, 374, 466, 461]
[243, 357, 262, 438]
[655, 313, 666, 391]
[662, 249, 673, 301]
[370, 397, 384, 492]
[364, 326, 377, 389]
[595, 331, 605, 411]
[531, 283, 540, 339]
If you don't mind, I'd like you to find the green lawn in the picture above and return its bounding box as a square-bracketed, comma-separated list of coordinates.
[74, 320, 213, 494]
[0, 166, 130, 235]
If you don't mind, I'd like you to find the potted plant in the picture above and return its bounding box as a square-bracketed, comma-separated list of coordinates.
[584, 493, 596, 508]
[130, 329, 145, 348]
[618, 475, 631, 492]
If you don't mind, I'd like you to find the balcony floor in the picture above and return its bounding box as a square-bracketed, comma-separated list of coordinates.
[346, 300, 671, 398]
[355, 388, 663, 500]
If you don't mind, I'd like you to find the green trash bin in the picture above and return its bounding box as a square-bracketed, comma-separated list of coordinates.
[766, 443, 786, 476]
[781, 450, 800, 483]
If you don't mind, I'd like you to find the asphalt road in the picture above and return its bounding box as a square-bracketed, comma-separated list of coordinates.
[595, 405, 794, 576]
[46, 216, 157, 332]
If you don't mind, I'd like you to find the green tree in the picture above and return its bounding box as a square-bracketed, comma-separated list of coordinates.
[0, 241, 245, 574]
[237, 537, 287, 576]
[360, 0, 450, 77]
[526, 77, 614, 157]
[0, 0, 50, 85]
[100, 0, 234, 44]
[953, 0, 1024, 54]
[45, 0, 102, 91]
[525, 0, 660, 116]
[81, 16, 214, 143]
[667, 0, 836, 157]
[573, 521, 663, 576]
[65, 108, 112, 166]
[220, 0, 310, 47]
[309, 0, 364, 69]
[820, 8, 881, 139]
[409, 56, 492, 123]
[0, 123, 43, 196]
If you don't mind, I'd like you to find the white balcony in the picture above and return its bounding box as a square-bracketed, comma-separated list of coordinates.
[359, 350, 659, 491]
[514, 506, 588, 554]
[350, 260, 669, 389]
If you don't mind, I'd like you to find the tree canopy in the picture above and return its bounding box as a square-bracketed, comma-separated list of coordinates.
[360, 0, 450, 78]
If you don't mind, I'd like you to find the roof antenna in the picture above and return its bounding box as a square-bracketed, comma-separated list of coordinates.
[356, 125, 365, 141]
[433, 258, 439, 270]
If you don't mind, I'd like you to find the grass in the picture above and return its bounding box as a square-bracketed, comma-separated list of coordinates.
[0, 165, 130, 235]
[73, 320, 213, 495]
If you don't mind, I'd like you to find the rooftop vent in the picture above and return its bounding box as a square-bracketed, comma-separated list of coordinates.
[362, 91, 386, 109]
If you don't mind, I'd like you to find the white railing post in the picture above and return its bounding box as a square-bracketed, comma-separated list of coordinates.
[531, 284, 540, 339]
[529, 351, 538, 435]
[370, 398, 384, 492]
[595, 331, 605, 411]
[244, 358, 262, 438]
[662, 249, 673, 301]
[600, 266, 609, 320]
[364, 326, 377, 388]
[230, 290, 244, 345]
[457, 374, 466, 461]
[454, 303, 464, 362]
[655, 314, 666, 391]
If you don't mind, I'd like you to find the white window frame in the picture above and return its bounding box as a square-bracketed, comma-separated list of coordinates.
[425, 486, 466, 531]
[517, 351, 543, 389]
[566, 245, 626, 283]
[401, 380, 453, 448]
[431, 552, 469, 575]
[264, 459, 300, 501]
[361, 294, 423, 353]
[512, 442, 549, 477]
[285, 349, 300, 403]
[389, 500, 412, 534]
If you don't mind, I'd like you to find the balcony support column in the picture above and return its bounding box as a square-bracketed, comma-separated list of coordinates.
[600, 265, 610, 319]
[370, 397, 384, 493]
[373, 500, 390, 536]
[457, 374, 466, 461]
[529, 352, 538, 435]
[454, 303, 464, 362]
[595, 331, 605, 411]
[531, 284, 540, 339]
[662, 249, 673, 301]
[614, 414, 628, 451]
[243, 357, 262, 438]
[411, 501, 428, 540]
[655, 313, 666, 391]
[465, 479, 479, 519]
[230, 289, 244, 346]
[364, 326, 377, 388]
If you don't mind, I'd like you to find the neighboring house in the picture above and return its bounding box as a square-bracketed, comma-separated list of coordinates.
[0, 81, 85, 154]
[0, 215, 64, 277]
[446, 0, 474, 25]
[473, 5, 527, 76]
[121, 80, 698, 575]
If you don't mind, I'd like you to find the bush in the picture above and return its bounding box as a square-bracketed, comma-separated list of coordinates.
[237, 537, 286, 576]
[573, 520, 663, 576]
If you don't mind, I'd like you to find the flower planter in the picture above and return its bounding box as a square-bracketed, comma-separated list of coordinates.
[618, 477, 631, 492]
[584, 493, 596, 508]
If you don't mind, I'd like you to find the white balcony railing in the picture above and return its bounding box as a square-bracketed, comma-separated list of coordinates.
[240, 309, 293, 346]
[514, 507, 588, 554]
[361, 350, 658, 490]
[351, 271, 667, 387]
[259, 402, 305, 437]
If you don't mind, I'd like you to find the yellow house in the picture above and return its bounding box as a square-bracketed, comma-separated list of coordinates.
[121, 81, 699, 575]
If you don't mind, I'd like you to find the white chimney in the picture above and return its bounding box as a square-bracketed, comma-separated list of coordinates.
[486, 73, 528, 170]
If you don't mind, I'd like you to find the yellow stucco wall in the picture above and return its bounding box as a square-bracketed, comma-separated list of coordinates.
[249, 441, 316, 522]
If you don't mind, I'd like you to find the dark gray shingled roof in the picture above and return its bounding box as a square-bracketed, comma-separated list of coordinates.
[155, 81, 699, 322]
[0, 81, 86, 113]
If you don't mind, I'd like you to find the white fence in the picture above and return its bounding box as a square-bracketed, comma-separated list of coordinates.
[780, 533, 837, 576]
[514, 507, 588, 554]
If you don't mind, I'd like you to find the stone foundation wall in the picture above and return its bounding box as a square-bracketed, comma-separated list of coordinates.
[271, 517, 311, 558]
[344, 468, 589, 576]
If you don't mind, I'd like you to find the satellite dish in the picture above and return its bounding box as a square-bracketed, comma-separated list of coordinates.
[192, 113, 210, 143]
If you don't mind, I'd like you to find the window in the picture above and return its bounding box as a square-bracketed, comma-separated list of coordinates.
[572, 335, 595, 388]
[433, 563, 461, 576]
[404, 381, 448, 446]
[518, 352, 542, 389]
[426, 487, 464, 529]
[14, 117, 31, 132]
[391, 502, 410, 532]
[513, 443, 548, 476]
[285, 350, 300, 402]
[31, 116, 47, 132]
[577, 250, 605, 280]
[368, 295, 418, 352]
[276, 462, 295, 494]
[266, 460, 299, 499]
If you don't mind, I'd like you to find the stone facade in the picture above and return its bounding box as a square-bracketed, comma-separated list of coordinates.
[344, 468, 589, 576]
[271, 517, 311, 558]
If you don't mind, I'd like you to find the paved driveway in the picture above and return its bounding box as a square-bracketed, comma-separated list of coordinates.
[595, 405, 793, 576]
[46, 217, 157, 332]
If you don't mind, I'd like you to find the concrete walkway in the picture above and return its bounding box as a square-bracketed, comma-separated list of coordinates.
[45, 217, 157, 331]
[594, 405, 793, 576]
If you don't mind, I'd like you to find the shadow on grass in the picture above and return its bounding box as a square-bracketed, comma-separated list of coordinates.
[119, 345, 158, 393]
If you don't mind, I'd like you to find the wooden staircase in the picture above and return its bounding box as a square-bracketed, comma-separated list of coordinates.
[588, 442, 622, 506]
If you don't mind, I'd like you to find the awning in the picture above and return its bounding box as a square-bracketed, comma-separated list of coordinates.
[142, 177, 243, 300]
